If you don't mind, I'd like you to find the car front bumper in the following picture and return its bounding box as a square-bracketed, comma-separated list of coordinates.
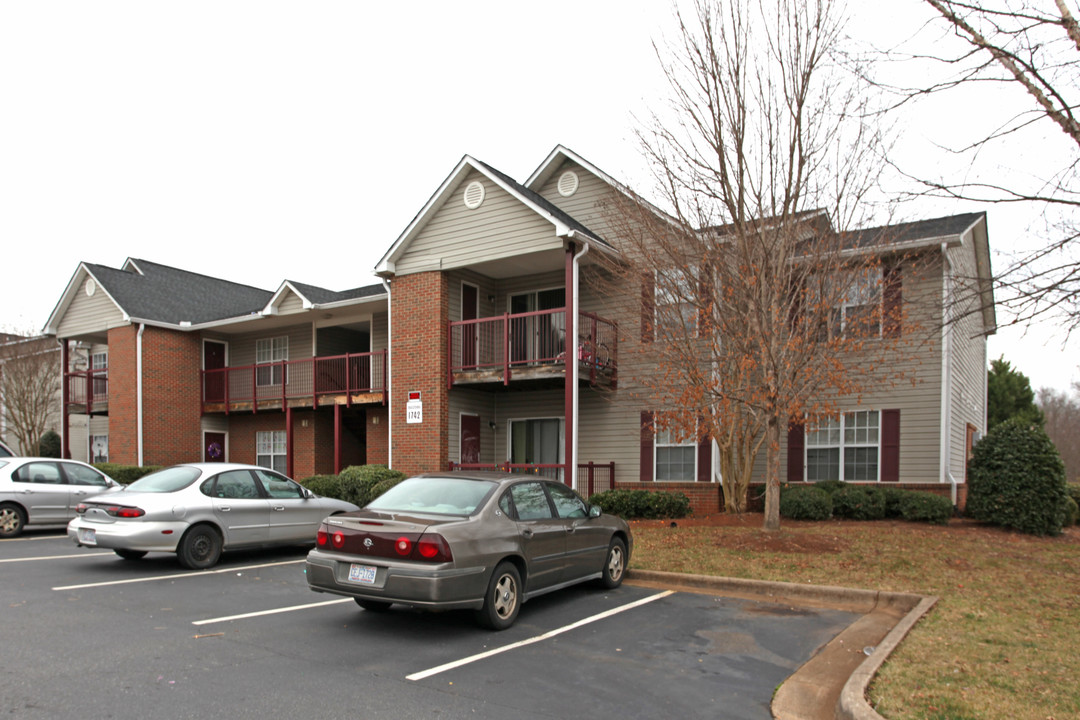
[305, 548, 489, 611]
[67, 516, 186, 552]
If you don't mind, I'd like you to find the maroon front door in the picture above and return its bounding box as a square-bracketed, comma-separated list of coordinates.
[460, 414, 480, 465]
[462, 283, 478, 369]
[204, 432, 226, 462]
[204, 341, 227, 403]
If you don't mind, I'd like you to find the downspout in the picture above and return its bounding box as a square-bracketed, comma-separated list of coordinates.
[939, 243, 955, 502]
[137, 323, 145, 466]
[571, 240, 590, 491]
[381, 278, 393, 469]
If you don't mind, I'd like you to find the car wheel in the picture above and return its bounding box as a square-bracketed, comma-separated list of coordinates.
[177, 525, 222, 569]
[0, 503, 27, 538]
[598, 537, 627, 589]
[475, 561, 521, 630]
[353, 598, 392, 612]
[115, 549, 148, 560]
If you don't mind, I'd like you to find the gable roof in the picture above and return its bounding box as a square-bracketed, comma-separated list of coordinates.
[264, 279, 386, 313]
[375, 154, 610, 277]
[848, 212, 987, 249]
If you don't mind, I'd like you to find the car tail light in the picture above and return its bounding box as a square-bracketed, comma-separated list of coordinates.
[332, 532, 345, 549]
[415, 533, 452, 563]
[395, 537, 412, 556]
[316, 528, 329, 547]
[75, 504, 88, 514]
[106, 506, 145, 518]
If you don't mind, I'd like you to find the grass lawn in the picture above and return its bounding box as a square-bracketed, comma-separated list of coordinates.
[628, 514, 1080, 720]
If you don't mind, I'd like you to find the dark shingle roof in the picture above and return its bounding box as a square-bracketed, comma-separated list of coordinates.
[847, 212, 986, 249]
[286, 280, 385, 305]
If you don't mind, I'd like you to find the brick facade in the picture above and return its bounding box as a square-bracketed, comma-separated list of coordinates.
[389, 272, 449, 475]
[140, 327, 202, 466]
[615, 480, 724, 516]
[106, 326, 138, 464]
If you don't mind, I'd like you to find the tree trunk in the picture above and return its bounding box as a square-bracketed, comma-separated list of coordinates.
[763, 417, 781, 531]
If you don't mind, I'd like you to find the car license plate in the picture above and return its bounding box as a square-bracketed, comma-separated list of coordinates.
[78, 528, 97, 545]
[347, 563, 377, 585]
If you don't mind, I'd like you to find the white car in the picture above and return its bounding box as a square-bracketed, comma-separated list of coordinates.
[68, 463, 358, 568]
[0, 458, 121, 537]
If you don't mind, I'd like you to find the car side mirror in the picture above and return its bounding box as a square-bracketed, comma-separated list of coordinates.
[302, 487, 315, 499]
[589, 505, 602, 519]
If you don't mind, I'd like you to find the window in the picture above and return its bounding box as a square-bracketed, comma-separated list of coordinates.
[547, 482, 588, 519]
[655, 423, 696, 482]
[90, 435, 108, 463]
[91, 352, 108, 400]
[655, 267, 697, 335]
[256, 430, 287, 474]
[509, 482, 553, 520]
[254, 468, 304, 499]
[256, 337, 288, 387]
[509, 418, 563, 480]
[828, 267, 882, 339]
[211, 470, 262, 499]
[806, 410, 880, 482]
[13, 462, 62, 484]
[63, 462, 110, 487]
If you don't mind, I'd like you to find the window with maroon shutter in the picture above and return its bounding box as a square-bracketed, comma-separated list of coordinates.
[639, 411, 654, 481]
[883, 264, 903, 338]
[787, 420, 805, 482]
[697, 434, 711, 482]
[881, 409, 901, 482]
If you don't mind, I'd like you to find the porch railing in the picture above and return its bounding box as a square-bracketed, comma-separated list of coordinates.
[448, 308, 617, 386]
[448, 461, 615, 495]
[65, 369, 108, 410]
[201, 350, 387, 412]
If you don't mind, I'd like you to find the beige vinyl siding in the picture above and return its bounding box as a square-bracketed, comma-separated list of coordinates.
[447, 269, 502, 323]
[578, 392, 641, 476]
[228, 326, 313, 367]
[947, 229, 990, 482]
[396, 169, 564, 276]
[536, 160, 624, 242]
[276, 292, 306, 315]
[56, 282, 126, 338]
[372, 312, 388, 352]
[447, 389, 497, 465]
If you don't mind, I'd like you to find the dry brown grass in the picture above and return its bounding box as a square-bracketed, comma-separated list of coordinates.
[628, 514, 1080, 720]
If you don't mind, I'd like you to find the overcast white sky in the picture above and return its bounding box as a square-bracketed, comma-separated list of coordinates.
[1, 0, 1076, 393]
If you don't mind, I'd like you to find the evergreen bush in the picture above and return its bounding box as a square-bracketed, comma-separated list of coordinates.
[92, 464, 163, 485]
[779, 485, 832, 520]
[831, 485, 887, 520]
[38, 430, 61, 458]
[587, 489, 691, 519]
[967, 418, 1068, 536]
[898, 492, 954, 525]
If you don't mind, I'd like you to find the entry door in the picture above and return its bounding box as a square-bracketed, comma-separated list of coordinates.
[204, 432, 227, 462]
[460, 414, 481, 465]
[509, 418, 563, 480]
[462, 283, 479, 368]
[509, 289, 565, 363]
[204, 341, 227, 403]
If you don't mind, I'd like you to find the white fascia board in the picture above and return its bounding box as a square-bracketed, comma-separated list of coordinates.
[311, 292, 389, 311]
[43, 264, 128, 336]
[121, 258, 145, 275]
[263, 281, 314, 315]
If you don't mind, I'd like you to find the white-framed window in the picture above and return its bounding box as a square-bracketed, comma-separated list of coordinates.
[90, 435, 108, 463]
[655, 421, 696, 482]
[805, 410, 880, 482]
[91, 352, 108, 398]
[256, 337, 288, 387]
[829, 267, 882, 339]
[508, 417, 563, 481]
[655, 267, 698, 335]
[256, 430, 287, 474]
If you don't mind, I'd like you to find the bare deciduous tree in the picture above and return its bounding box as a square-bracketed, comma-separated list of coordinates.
[1038, 383, 1080, 483]
[884, 0, 1080, 335]
[607, 0, 918, 530]
[0, 333, 61, 455]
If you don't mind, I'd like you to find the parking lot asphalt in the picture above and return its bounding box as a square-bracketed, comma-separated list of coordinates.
[1, 530, 929, 720]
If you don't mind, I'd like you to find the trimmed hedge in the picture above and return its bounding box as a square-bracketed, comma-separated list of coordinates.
[898, 492, 954, 525]
[587, 489, 691, 519]
[831, 486, 887, 521]
[92, 463, 163, 484]
[967, 418, 1069, 536]
[298, 465, 407, 506]
[1064, 495, 1078, 528]
[779, 485, 833, 520]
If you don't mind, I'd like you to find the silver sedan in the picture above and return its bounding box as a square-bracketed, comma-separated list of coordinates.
[1, 458, 121, 537]
[305, 472, 632, 630]
[68, 463, 358, 568]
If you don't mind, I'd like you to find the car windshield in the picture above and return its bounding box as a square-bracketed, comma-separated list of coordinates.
[367, 477, 496, 516]
[125, 466, 202, 493]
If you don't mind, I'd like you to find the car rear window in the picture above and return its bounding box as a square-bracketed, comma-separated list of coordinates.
[125, 466, 202, 493]
[367, 477, 496, 516]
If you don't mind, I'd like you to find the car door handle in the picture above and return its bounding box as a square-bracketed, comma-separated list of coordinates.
[272, 505, 285, 512]
[522, 529, 534, 538]
[219, 506, 231, 512]
[565, 527, 576, 534]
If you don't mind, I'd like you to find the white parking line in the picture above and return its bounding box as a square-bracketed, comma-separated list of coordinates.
[51, 559, 303, 591]
[0, 533, 68, 542]
[406, 590, 675, 682]
[192, 598, 352, 625]
[0, 552, 113, 563]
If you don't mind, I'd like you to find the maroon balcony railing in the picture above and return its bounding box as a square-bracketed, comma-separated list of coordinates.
[448, 461, 614, 493]
[448, 308, 617, 386]
[65, 369, 108, 411]
[201, 350, 387, 413]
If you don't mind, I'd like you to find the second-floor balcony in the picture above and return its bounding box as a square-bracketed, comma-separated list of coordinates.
[202, 350, 387, 413]
[448, 309, 617, 388]
[65, 369, 109, 415]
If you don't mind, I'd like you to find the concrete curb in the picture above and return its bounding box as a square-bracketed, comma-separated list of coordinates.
[625, 569, 937, 720]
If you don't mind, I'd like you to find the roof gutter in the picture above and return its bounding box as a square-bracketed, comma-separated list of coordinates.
[137, 323, 145, 467]
[939, 243, 953, 490]
[381, 278, 393, 470]
[570, 241, 590, 490]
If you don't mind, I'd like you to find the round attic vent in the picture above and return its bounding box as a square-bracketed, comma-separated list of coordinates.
[557, 170, 579, 197]
[85, 278, 96, 296]
[463, 180, 485, 209]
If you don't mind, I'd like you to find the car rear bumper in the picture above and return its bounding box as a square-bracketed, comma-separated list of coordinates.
[305, 548, 489, 611]
[67, 517, 184, 552]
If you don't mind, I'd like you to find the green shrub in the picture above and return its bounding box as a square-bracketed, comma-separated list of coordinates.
[587, 489, 691, 519]
[1066, 483, 1080, 507]
[38, 430, 61, 458]
[898, 492, 954, 525]
[779, 485, 833, 520]
[93, 463, 163, 485]
[831, 485, 887, 520]
[813, 479, 849, 495]
[299, 465, 408, 506]
[967, 418, 1068, 536]
[1064, 496, 1079, 528]
[298, 474, 343, 499]
[878, 486, 908, 518]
